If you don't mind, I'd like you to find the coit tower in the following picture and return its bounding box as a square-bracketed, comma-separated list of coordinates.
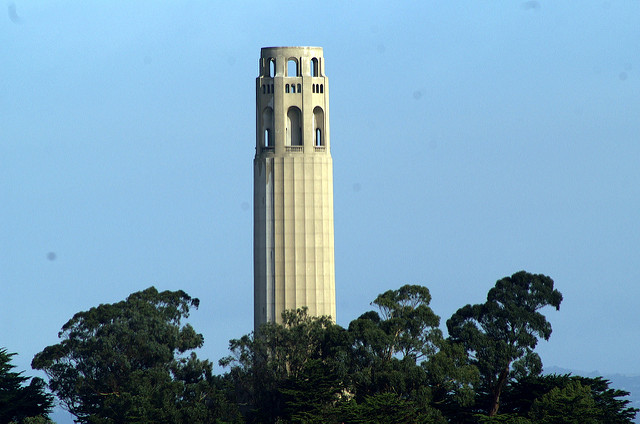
[254, 46, 336, 332]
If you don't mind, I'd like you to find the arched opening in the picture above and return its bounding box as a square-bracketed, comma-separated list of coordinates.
[313, 106, 325, 147]
[268, 58, 275, 77]
[312, 85, 315, 93]
[262, 107, 274, 148]
[292, 84, 296, 94]
[285, 84, 290, 93]
[287, 107, 302, 146]
[320, 84, 324, 93]
[297, 83, 301, 93]
[310, 57, 319, 77]
[287, 58, 298, 77]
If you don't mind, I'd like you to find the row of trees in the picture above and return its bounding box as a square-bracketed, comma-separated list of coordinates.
[2, 271, 637, 423]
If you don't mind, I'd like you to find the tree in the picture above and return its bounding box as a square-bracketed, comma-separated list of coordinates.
[528, 380, 599, 424]
[0, 349, 53, 424]
[32, 287, 240, 424]
[446, 271, 562, 416]
[220, 307, 350, 424]
[500, 374, 638, 424]
[421, 340, 479, 422]
[347, 285, 468, 423]
[340, 392, 442, 424]
[351, 285, 441, 363]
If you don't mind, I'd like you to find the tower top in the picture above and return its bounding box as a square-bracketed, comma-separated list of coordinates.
[259, 47, 326, 78]
[260, 46, 323, 55]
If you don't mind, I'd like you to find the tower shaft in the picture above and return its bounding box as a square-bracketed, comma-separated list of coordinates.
[254, 47, 336, 332]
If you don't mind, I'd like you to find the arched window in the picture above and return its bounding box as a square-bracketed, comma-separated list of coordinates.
[270, 84, 274, 92]
[297, 83, 301, 93]
[313, 106, 325, 147]
[262, 107, 274, 148]
[287, 58, 298, 77]
[285, 84, 290, 93]
[320, 84, 324, 93]
[310, 57, 319, 77]
[268, 58, 275, 77]
[287, 107, 302, 146]
[292, 84, 295, 94]
[312, 85, 315, 93]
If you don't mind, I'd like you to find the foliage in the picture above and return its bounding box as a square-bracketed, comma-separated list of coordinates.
[220, 307, 350, 423]
[500, 374, 638, 424]
[348, 285, 442, 395]
[8, 417, 56, 424]
[346, 284, 473, 422]
[340, 392, 446, 424]
[528, 379, 598, 424]
[362, 285, 442, 362]
[0, 349, 53, 424]
[446, 271, 562, 416]
[422, 339, 480, 421]
[31, 287, 240, 424]
[476, 414, 533, 424]
[26, 274, 639, 424]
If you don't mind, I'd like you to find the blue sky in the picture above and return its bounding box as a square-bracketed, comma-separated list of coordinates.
[2, 1, 639, 421]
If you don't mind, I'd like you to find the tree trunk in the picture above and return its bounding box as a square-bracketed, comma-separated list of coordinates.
[488, 365, 510, 416]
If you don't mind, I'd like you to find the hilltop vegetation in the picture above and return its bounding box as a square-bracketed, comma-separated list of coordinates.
[3, 271, 637, 423]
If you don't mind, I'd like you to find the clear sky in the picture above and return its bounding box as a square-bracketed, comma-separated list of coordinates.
[2, 1, 639, 421]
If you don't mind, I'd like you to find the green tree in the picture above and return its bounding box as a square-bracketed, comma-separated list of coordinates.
[32, 287, 240, 424]
[528, 380, 598, 424]
[476, 414, 532, 424]
[351, 285, 441, 363]
[421, 340, 479, 422]
[340, 392, 442, 424]
[0, 349, 53, 424]
[500, 374, 638, 424]
[446, 271, 563, 416]
[348, 285, 468, 423]
[348, 285, 442, 396]
[220, 308, 350, 424]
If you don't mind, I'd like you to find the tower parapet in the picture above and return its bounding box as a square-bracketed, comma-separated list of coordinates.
[254, 47, 336, 332]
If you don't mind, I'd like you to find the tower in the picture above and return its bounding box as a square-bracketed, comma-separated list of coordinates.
[254, 46, 336, 332]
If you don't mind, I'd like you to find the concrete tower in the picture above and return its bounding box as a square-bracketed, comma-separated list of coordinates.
[254, 46, 336, 332]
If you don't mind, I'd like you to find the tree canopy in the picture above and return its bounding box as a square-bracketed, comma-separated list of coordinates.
[220, 307, 350, 423]
[24, 273, 637, 424]
[31, 287, 240, 424]
[0, 349, 53, 424]
[447, 271, 563, 416]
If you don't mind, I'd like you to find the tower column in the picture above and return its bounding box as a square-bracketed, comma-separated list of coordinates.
[254, 47, 335, 332]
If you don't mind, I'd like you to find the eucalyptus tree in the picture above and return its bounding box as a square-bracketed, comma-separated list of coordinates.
[220, 307, 350, 424]
[348, 284, 477, 422]
[446, 271, 563, 416]
[32, 287, 239, 424]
